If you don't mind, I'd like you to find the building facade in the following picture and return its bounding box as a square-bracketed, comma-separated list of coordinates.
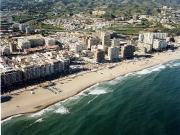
[108, 47, 119, 61]
[1, 53, 70, 92]
[138, 32, 168, 53]
[94, 49, 105, 63]
[121, 45, 135, 59]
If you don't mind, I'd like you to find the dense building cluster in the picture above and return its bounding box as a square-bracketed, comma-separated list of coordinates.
[138, 33, 168, 53]
[1, 21, 179, 92]
[43, 13, 113, 31]
[1, 52, 70, 91]
[160, 6, 180, 24]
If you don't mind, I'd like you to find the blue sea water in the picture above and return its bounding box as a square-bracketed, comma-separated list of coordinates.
[2, 60, 180, 135]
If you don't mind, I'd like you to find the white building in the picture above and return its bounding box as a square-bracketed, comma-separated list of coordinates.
[45, 38, 56, 46]
[17, 35, 45, 50]
[17, 38, 31, 50]
[174, 36, 180, 44]
[87, 36, 99, 49]
[108, 47, 119, 61]
[19, 24, 27, 32]
[97, 45, 104, 50]
[153, 39, 168, 51]
[0, 52, 70, 91]
[92, 10, 106, 16]
[138, 32, 168, 53]
[99, 32, 111, 50]
[70, 44, 84, 53]
[111, 38, 120, 47]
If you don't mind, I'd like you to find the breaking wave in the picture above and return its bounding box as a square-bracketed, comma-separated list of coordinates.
[88, 89, 108, 95]
[1, 114, 22, 124]
[108, 76, 124, 85]
[54, 105, 70, 114]
[166, 61, 180, 68]
[136, 64, 166, 75]
[86, 85, 112, 95]
[172, 62, 180, 67]
[88, 96, 98, 104]
[34, 118, 43, 123]
[29, 108, 53, 118]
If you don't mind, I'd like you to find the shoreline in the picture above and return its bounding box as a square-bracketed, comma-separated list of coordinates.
[1, 50, 180, 121]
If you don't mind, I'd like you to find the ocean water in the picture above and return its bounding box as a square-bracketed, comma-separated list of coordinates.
[2, 60, 180, 135]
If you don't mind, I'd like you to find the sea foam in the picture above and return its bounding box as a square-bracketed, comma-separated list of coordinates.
[29, 108, 53, 118]
[124, 72, 135, 77]
[169, 62, 180, 68]
[136, 69, 152, 75]
[1, 114, 22, 124]
[108, 76, 124, 85]
[150, 65, 166, 72]
[54, 105, 70, 114]
[88, 96, 98, 104]
[88, 88, 108, 95]
[136, 64, 166, 75]
[34, 118, 43, 123]
[30, 110, 47, 117]
[28, 85, 100, 117]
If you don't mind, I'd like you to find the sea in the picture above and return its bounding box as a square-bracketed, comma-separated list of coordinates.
[1, 60, 180, 135]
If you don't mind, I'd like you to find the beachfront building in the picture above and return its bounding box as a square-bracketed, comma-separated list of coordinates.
[94, 49, 105, 63]
[111, 38, 120, 47]
[96, 31, 111, 50]
[1, 66, 23, 89]
[0, 52, 70, 92]
[102, 32, 111, 50]
[138, 32, 168, 53]
[108, 47, 119, 61]
[153, 39, 168, 51]
[121, 45, 135, 59]
[0, 57, 23, 89]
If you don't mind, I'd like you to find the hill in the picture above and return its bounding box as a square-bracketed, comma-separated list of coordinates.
[1, 0, 180, 21]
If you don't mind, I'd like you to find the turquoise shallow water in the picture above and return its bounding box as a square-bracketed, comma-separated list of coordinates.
[2, 60, 180, 135]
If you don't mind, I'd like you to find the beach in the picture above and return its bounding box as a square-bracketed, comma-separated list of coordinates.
[1, 49, 180, 120]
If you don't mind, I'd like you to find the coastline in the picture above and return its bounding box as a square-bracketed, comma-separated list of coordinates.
[1, 50, 180, 121]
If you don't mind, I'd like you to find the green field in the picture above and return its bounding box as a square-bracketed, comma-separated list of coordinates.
[108, 24, 149, 35]
[32, 23, 65, 32]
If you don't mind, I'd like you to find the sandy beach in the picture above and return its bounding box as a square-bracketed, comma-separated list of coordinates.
[1, 49, 180, 120]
